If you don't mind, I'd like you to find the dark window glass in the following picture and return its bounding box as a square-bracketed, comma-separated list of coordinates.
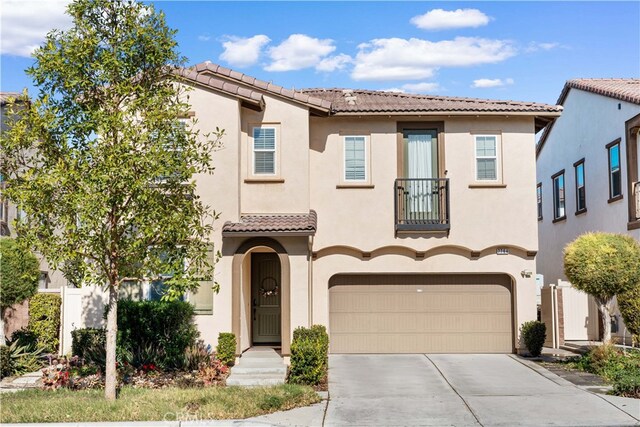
[537, 183, 543, 220]
[609, 143, 622, 198]
[553, 172, 565, 220]
[575, 161, 586, 212]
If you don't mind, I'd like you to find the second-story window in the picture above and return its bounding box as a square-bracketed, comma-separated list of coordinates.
[344, 136, 367, 182]
[475, 135, 499, 181]
[537, 183, 543, 221]
[552, 170, 566, 221]
[607, 139, 622, 201]
[574, 159, 586, 214]
[253, 127, 277, 175]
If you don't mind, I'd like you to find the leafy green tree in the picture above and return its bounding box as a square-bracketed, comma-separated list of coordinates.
[617, 285, 640, 345]
[564, 232, 640, 343]
[1, 0, 222, 400]
[0, 238, 40, 345]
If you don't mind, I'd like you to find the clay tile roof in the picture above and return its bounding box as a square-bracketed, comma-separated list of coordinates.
[176, 67, 264, 107]
[182, 62, 332, 112]
[300, 88, 562, 114]
[0, 92, 23, 106]
[222, 210, 317, 236]
[558, 78, 640, 105]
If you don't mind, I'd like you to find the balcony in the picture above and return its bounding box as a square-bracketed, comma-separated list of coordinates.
[395, 178, 450, 232]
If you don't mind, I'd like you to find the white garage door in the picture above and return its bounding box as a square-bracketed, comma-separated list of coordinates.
[329, 274, 513, 353]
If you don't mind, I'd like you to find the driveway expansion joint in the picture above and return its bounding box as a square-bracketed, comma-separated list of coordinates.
[423, 354, 484, 427]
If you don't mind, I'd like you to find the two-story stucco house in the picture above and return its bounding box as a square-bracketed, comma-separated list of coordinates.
[173, 62, 562, 357]
[536, 79, 640, 342]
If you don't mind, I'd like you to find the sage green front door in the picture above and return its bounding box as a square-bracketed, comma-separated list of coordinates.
[251, 253, 282, 344]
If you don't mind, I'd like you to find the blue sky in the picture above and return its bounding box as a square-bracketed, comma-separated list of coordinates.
[1, 1, 639, 105]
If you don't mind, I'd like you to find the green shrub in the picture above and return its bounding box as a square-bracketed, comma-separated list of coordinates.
[0, 238, 40, 317]
[28, 293, 61, 353]
[116, 300, 198, 370]
[71, 328, 106, 360]
[612, 370, 640, 398]
[216, 333, 236, 366]
[521, 321, 546, 357]
[288, 325, 329, 386]
[0, 346, 14, 378]
[617, 284, 640, 345]
[10, 328, 38, 348]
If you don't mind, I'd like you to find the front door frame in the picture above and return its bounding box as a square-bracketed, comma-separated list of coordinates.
[251, 252, 282, 345]
[232, 237, 291, 356]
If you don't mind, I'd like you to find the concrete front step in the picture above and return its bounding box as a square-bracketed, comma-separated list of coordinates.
[226, 373, 286, 386]
[226, 347, 287, 387]
[231, 365, 287, 375]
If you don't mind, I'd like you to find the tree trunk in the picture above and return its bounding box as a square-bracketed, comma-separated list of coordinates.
[597, 298, 612, 343]
[0, 309, 6, 346]
[105, 285, 118, 401]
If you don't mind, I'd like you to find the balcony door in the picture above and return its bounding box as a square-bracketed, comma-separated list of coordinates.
[403, 130, 439, 219]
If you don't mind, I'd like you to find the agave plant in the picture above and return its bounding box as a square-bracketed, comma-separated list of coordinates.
[5, 339, 47, 376]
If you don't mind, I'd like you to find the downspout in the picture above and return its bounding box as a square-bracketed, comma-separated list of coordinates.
[308, 235, 314, 327]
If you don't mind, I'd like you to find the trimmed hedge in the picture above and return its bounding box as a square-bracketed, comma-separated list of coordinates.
[521, 320, 546, 357]
[71, 328, 106, 360]
[288, 325, 329, 386]
[117, 300, 199, 370]
[28, 293, 61, 354]
[216, 333, 236, 366]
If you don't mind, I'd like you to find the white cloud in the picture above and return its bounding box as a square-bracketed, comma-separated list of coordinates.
[198, 35, 212, 42]
[219, 35, 270, 68]
[265, 34, 335, 72]
[472, 78, 514, 88]
[352, 37, 516, 81]
[315, 53, 352, 72]
[525, 42, 561, 53]
[401, 82, 442, 93]
[383, 82, 442, 94]
[411, 8, 490, 31]
[1, 0, 72, 57]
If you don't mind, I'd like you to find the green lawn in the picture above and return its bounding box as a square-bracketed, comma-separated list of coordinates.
[0, 384, 321, 423]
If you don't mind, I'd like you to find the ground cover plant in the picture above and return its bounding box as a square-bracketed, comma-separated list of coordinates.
[561, 344, 640, 398]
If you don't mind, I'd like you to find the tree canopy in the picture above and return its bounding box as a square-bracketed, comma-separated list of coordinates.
[0, 0, 223, 399]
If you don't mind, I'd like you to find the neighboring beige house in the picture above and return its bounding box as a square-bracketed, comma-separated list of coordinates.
[536, 79, 640, 343]
[0, 92, 67, 290]
[172, 62, 561, 356]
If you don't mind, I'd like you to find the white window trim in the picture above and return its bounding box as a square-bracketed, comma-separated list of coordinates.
[252, 125, 278, 176]
[474, 134, 500, 182]
[343, 135, 368, 183]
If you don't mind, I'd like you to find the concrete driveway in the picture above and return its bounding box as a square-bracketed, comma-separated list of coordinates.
[326, 354, 640, 427]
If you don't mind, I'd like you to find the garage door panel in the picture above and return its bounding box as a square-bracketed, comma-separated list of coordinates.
[329, 275, 513, 353]
[330, 312, 512, 334]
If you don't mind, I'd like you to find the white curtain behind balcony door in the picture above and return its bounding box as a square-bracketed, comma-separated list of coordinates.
[407, 133, 433, 214]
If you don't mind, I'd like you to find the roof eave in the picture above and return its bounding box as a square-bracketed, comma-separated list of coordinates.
[221, 230, 316, 237]
[329, 111, 563, 117]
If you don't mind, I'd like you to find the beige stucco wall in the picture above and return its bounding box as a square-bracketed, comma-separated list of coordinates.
[187, 81, 541, 352]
